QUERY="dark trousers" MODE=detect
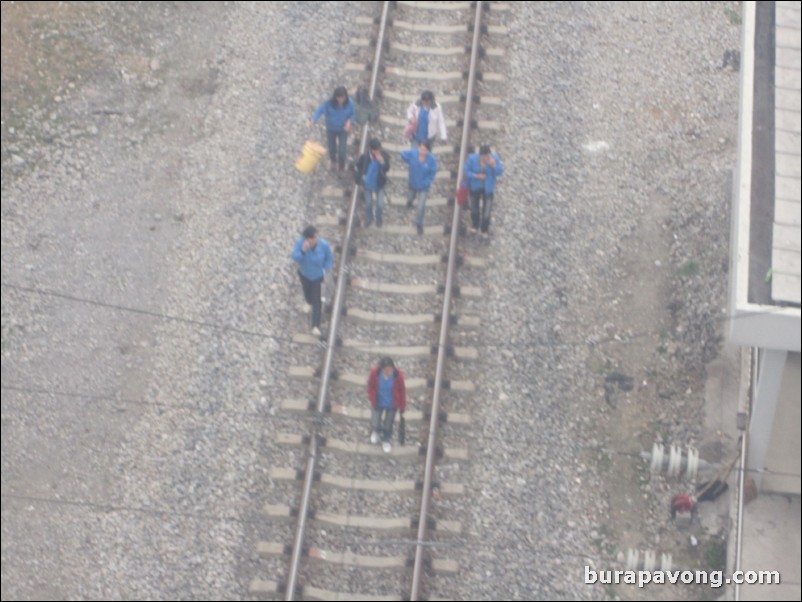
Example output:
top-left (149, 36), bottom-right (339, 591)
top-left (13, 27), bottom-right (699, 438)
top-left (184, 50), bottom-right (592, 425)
top-left (326, 129), bottom-right (348, 169)
top-left (298, 272), bottom-right (323, 328)
top-left (371, 407), bottom-right (397, 443)
top-left (470, 190), bottom-right (494, 233)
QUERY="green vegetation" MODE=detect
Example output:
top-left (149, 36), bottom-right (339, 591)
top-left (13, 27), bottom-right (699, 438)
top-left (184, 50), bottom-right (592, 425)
top-left (657, 330), bottom-right (669, 355)
top-left (678, 260), bottom-right (700, 277)
top-left (591, 523), bottom-right (617, 558)
top-left (650, 419), bottom-right (670, 440)
top-left (704, 538), bottom-right (727, 572)
top-left (724, 5), bottom-right (742, 26)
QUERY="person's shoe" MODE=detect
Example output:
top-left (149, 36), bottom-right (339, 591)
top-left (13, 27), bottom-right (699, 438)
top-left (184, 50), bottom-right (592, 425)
top-left (416, 224), bottom-right (424, 236)
top-left (375, 217), bottom-right (382, 228)
top-left (481, 231), bottom-right (489, 239)
top-left (406, 200), bottom-right (414, 208)
top-left (311, 326), bottom-right (322, 337)
top-left (330, 161), bottom-right (337, 172)
top-left (301, 303), bottom-right (312, 314)
top-left (364, 218), bottom-right (373, 228)
top-left (338, 167), bottom-right (346, 177)
top-left (468, 227), bottom-right (478, 234)
top-left (370, 431), bottom-right (380, 445)
top-left (382, 441), bottom-right (392, 453)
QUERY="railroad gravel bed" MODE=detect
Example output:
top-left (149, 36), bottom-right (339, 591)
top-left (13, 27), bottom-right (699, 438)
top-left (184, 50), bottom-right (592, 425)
top-left (348, 261), bottom-right (445, 284)
top-left (431, 2), bottom-right (741, 601)
top-left (1, 1), bottom-right (367, 599)
top-left (341, 286), bottom-right (445, 316)
top-left (352, 229), bottom-right (450, 253)
top-left (317, 451), bottom-right (422, 484)
top-left (303, 484), bottom-right (423, 517)
top-left (338, 320), bottom-right (438, 343)
top-left (386, 52), bottom-right (469, 74)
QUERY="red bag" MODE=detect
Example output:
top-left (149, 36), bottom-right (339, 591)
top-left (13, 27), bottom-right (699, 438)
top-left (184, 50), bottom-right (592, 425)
top-left (456, 180), bottom-right (469, 206)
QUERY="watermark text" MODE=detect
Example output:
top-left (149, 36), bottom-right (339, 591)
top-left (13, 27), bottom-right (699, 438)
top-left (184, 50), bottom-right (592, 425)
top-left (585, 566), bottom-right (781, 588)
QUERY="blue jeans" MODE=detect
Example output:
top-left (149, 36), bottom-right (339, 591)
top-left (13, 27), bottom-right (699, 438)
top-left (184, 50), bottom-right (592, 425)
top-left (470, 190), bottom-right (494, 233)
top-left (407, 188), bottom-right (430, 227)
top-left (371, 407), bottom-right (397, 443)
top-left (326, 129), bottom-right (348, 169)
top-left (364, 188), bottom-right (386, 224)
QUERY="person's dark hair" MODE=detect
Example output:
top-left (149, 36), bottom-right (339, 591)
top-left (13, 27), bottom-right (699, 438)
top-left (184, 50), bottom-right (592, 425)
top-left (302, 225), bottom-right (317, 239)
top-left (379, 357), bottom-right (395, 369)
top-left (420, 90), bottom-right (435, 104)
top-left (330, 86), bottom-right (349, 107)
top-left (418, 139), bottom-right (432, 152)
top-left (479, 144), bottom-right (491, 155)
top-left (369, 138), bottom-right (382, 151)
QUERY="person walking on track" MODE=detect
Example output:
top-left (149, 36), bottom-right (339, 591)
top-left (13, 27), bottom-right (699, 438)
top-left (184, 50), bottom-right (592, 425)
top-left (291, 225), bottom-right (333, 337)
top-left (465, 144), bottom-right (504, 237)
top-left (310, 86), bottom-right (355, 176)
top-left (355, 138), bottom-right (391, 228)
top-left (400, 139), bottom-right (438, 236)
top-left (405, 90), bottom-right (448, 147)
top-left (366, 357), bottom-right (407, 453)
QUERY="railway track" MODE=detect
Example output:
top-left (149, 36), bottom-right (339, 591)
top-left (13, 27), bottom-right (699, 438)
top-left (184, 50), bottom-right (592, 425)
top-left (251, 2), bottom-right (508, 599)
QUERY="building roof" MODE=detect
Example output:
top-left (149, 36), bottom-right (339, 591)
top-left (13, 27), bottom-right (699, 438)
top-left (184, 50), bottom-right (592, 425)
top-left (772, 3), bottom-right (801, 305)
top-left (728, 2), bottom-right (801, 352)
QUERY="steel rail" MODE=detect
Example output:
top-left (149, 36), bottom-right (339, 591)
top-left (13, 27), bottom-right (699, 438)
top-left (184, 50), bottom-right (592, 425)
top-left (409, 2), bottom-right (484, 600)
top-left (284, 3), bottom-right (391, 599)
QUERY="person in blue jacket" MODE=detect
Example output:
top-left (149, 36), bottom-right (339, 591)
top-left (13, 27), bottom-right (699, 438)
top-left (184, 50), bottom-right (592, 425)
top-left (355, 138), bottom-right (391, 228)
top-left (405, 90), bottom-right (448, 147)
top-left (311, 86), bottom-right (355, 175)
top-left (400, 140), bottom-right (438, 236)
top-left (465, 144), bottom-right (504, 237)
top-left (291, 225), bottom-right (333, 336)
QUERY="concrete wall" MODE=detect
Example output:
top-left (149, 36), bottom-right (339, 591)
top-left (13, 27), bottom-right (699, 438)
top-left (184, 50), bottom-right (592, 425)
top-left (763, 351), bottom-right (801, 494)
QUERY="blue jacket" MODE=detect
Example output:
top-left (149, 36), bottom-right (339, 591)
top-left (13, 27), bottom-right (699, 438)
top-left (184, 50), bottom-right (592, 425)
top-left (465, 152), bottom-right (504, 193)
top-left (312, 99), bottom-right (356, 132)
top-left (400, 148), bottom-right (438, 191)
top-left (291, 237), bottom-right (333, 281)
top-left (364, 159), bottom-right (381, 191)
top-left (377, 371), bottom-right (394, 409)
top-left (355, 149), bottom-right (390, 190)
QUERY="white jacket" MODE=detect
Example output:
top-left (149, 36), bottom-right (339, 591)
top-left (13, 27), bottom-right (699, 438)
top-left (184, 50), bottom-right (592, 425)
top-left (406, 102), bottom-right (448, 142)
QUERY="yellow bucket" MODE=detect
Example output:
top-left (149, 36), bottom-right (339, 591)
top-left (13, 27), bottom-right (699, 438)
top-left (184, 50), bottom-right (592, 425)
top-left (295, 140), bottom-right (327, 174)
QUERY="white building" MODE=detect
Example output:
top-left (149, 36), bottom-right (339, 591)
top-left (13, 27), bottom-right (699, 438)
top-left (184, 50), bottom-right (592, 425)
top-left (728, 1), bottom-right (800, 495)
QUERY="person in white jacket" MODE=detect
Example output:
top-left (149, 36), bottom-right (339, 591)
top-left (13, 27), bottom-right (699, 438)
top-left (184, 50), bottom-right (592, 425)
top-left (406, 90), bottom-right (447, 146)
